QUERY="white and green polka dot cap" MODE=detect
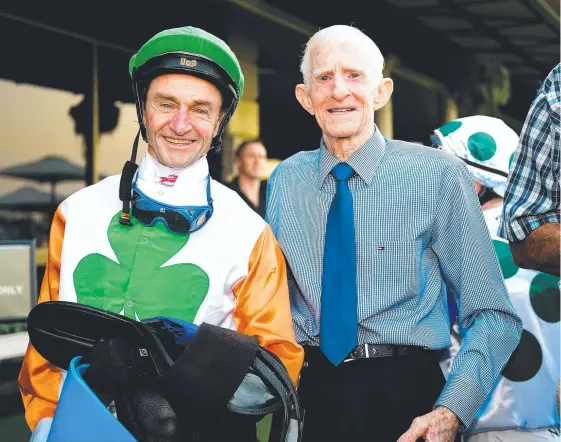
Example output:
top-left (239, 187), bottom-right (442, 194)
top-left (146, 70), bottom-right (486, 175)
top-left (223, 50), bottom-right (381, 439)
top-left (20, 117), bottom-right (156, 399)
top-left (432, 116), bottom-right (518, 197)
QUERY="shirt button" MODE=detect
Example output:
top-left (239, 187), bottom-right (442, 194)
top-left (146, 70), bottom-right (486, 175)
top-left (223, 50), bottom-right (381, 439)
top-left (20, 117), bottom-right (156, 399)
top-left (141, 237), bottom-right (148, 244)
top-left (158, 191), bottom-right (164, 196)
top-left (126, 300), bottom-right (133, 307)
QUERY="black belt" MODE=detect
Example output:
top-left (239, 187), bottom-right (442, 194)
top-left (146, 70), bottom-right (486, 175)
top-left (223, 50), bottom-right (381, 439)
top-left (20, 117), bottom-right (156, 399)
top-left (344, 344), bottom-right (429, 362)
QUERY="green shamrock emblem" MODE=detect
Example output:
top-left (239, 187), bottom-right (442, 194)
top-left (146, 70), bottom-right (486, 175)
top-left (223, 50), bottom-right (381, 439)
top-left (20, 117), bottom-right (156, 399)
top-left (73, 212), bottom-right (210, 322)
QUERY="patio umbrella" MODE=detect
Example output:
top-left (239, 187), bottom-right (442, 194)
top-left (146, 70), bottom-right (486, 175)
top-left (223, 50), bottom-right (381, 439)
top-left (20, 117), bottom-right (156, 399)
top-left (0, 187), bottom-right (65, 212)
top-left (0, 155), bottom-right (83, 203)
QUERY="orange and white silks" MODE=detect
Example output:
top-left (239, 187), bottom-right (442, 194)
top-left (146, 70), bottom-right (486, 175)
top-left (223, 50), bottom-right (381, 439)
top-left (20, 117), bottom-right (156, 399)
top-left (18, 154), bottom-right (303, 432)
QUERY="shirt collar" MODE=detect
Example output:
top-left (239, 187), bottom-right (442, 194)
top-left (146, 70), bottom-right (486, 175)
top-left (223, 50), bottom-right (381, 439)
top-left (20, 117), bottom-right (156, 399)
top-left (135, 152), bottom-right (209, 205)
top-left (137, 151), bottom-right (209, 187)
top-left (318, 126), bottom-right (386, 185)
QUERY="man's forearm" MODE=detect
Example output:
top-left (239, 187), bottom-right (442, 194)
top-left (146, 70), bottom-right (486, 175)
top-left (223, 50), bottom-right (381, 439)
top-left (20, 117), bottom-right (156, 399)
top-left (510, 222), bottom-right (560, 276)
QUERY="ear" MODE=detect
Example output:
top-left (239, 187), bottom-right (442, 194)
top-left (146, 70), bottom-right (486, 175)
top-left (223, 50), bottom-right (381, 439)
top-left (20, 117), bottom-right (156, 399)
top-left (141, 84), bottom-right (151, 126)
top-left (142, 109), bottom-right (148, 128)
top-left (373, 78), bottom-right (394, 111)
top-left (141, 100), bottom-right (148, 127)
top-left (295, 84), bottom-right (314, 116)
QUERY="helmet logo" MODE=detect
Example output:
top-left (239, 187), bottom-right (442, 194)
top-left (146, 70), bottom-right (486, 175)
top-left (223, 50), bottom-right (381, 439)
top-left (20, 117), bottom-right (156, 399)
top-left (180, 58), bottom-right (197, 68)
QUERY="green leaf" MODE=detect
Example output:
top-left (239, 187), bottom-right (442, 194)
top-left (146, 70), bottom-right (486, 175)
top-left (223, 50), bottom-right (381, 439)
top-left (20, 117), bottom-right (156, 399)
top-left (132, 263), bottom-right (210, 322)
top-left (74, 253), bottom-right (129, 314)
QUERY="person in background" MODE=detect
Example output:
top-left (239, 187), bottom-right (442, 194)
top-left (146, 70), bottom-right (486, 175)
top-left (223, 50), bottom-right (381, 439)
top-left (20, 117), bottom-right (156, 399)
top-left (228, 139), bottom-right (268, 217)
top-left (266, 24), bottom-right (522, 442)
top-left (498, 64), bottom-right (560, 277)
top-left (432, 115), bottom-right (560, 442)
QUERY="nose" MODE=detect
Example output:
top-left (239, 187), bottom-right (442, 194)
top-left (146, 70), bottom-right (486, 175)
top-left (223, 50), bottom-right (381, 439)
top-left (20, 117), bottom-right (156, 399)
top-left (332, 73), bottom-right (350, 101)
top-left (168, 106), bottom-right (192, 135)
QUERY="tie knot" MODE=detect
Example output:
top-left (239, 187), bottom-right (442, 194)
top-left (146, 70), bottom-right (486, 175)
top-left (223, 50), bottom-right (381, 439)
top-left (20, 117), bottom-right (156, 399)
top-left (332, 163), bottom-right (354, 181)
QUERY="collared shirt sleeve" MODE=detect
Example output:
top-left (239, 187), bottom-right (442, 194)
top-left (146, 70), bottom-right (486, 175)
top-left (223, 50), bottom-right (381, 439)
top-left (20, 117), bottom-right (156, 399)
top-left (232, 224), bottom-right (304, 385)
top-left (18, 206), bottom-right (65, 431)
top-left (498, 64), bottom-right (561, 242)
top-left (431, 161), bottom-right (523, 429)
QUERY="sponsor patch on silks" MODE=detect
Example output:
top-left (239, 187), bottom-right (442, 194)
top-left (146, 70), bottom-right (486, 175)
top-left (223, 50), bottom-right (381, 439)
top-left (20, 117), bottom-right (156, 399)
top-left (158, 174), bottom-right (178, 187)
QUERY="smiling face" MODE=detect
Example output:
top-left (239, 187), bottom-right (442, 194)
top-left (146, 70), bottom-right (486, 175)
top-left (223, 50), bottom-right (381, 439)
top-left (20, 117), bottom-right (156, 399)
top-left (143, 74), bottom-right (223, 169)
top-left (309, 41), bottom-right (377, 141)
top-left (296, 37), bottom-right (393, 152)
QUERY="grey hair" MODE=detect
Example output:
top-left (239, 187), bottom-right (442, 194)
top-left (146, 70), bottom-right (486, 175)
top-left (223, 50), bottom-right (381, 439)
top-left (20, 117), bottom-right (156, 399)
top-left (300, 25), bottom-right (385, 88)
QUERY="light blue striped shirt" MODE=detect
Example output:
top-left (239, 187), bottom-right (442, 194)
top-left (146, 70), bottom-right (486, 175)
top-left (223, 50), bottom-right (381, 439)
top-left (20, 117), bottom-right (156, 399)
top-left (266, 128), bottom-right (522, 429)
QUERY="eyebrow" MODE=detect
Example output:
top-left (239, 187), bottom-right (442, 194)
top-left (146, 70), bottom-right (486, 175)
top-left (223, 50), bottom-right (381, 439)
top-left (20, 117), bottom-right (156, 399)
top-left (152, 94), bottom-right (214, 109)
top-left (153, 93), bottom-right (179, 103)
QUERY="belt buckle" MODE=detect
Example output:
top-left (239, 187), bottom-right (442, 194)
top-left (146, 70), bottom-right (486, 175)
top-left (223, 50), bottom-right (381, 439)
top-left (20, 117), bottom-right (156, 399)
top-left (343, 344), bottom-right (368, 363)
top-left (365, 344), bottom-right (382, 357)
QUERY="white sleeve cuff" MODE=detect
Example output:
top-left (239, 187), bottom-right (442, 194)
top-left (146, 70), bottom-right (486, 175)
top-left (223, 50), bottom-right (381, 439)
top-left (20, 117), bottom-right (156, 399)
top-left (30, 417), bottom-right (53, 442)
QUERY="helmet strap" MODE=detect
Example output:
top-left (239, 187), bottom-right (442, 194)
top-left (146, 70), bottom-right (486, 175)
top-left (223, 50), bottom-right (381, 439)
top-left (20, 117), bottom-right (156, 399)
top-left (132, 78), bottom-right (148, 142)
top-left (210, 99), bottom-right (236, 151)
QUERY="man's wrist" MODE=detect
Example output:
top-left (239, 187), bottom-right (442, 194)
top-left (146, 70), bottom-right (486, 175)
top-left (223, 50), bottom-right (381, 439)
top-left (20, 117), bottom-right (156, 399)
top-left (434, 406), bottom-right (460, 428)
top-left (435, 406), bottom-right (459, 420)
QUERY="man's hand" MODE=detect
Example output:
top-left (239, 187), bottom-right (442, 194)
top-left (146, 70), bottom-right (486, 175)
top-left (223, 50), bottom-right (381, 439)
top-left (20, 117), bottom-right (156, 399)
top-left (397, 406), bottom-right (460, 442)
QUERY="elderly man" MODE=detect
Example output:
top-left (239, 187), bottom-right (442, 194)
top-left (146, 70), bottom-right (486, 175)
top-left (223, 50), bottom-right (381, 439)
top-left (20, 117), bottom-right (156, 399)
top-left (266, 25), bottom-right (522, 442)
top-left (498, 64), bottom-right (560, 277)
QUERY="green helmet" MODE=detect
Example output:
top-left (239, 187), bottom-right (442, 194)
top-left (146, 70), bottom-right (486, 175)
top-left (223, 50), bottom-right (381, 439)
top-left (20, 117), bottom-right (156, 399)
top-left (129, 26), bottom-right (244, 148)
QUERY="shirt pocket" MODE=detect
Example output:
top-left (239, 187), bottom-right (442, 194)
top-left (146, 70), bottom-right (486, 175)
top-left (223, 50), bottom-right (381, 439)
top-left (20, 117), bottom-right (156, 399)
top-left (363, 240), bottom-right (420, 309)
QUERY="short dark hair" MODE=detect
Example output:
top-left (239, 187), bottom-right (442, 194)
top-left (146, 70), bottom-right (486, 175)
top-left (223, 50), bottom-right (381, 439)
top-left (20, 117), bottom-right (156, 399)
top-left (235, 138), bottom-right (264, 157)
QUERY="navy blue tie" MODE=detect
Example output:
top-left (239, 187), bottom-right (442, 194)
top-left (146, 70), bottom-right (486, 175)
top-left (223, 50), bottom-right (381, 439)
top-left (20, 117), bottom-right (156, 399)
top-left (320, 162), bottom-right (357, 366)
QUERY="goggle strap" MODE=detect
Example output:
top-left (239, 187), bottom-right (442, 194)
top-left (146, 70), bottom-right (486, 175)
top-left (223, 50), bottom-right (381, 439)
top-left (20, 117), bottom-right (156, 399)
top-left (119, 129), bottom-right (142, 227)
top-left (205, 175), bottom-right (213, 205)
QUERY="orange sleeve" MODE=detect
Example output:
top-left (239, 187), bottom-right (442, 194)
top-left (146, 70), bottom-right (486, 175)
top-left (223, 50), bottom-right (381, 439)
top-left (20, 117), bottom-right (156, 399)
top-left (233, 225), bottom-right (304, 385)
top-left (18, 206), bottom-right (65, 431)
